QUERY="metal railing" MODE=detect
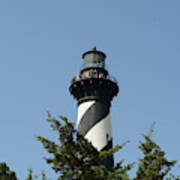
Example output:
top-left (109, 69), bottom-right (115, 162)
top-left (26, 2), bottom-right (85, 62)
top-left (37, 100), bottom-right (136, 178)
top-left (71, 73), bottom-right (118, 84)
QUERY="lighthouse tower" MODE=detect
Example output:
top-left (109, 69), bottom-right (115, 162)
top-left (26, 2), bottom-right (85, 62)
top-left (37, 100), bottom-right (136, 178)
top-left (69, 47), bottom-right (119, 168)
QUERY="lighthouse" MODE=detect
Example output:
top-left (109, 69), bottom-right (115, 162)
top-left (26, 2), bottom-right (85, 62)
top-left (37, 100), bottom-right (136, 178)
top-left (69, 47), bottom-right (119, 168)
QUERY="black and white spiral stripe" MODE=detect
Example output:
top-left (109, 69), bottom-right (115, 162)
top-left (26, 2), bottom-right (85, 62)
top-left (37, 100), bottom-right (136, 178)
top-left (77, 100), bottom-right (113, 168)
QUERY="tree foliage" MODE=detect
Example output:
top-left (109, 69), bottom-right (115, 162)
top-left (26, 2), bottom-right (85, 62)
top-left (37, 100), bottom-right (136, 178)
top-left (36, 113), bottom-right (179, 180)
top-left (37, 113), bottom-right (132, 180)
top-left (0, 113), bottom-right (179, 179)
top-left (0, 162), bottom-right (17, 180)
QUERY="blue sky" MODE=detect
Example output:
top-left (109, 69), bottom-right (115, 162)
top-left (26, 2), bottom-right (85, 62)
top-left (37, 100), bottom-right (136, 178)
top-left (0, 0), bottom-right (179, 179)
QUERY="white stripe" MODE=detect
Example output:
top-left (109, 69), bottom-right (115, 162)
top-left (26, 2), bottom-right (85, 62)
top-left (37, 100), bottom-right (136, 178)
top-left (77, 100), bottom-right (95, 126)
top-left (85, 113), bottom-right (112, 151)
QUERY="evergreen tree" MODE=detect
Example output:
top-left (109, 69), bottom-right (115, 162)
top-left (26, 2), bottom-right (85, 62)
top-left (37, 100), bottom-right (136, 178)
top-left (0, 113), bottom-right (179, 179)
top-left (0, 162), bottom-right (17, 180)
top-left (134, 124), bottom-right (178, 180)
top-left (37, 113), bottom-right (132, 180)
top-left (36, 113), bottom-right (179, 180)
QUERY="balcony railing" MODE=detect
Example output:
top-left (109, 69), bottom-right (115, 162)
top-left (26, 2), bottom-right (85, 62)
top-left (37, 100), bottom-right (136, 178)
top-left (71, 73), bottom-right (118, 84)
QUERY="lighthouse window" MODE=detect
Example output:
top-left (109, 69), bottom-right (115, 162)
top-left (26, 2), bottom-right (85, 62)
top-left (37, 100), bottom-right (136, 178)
top-left (106, 133), bottom-right (109, 142)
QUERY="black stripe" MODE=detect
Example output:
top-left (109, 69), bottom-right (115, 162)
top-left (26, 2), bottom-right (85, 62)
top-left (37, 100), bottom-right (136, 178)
top-left (78, 101), bottom-right (109, 136)
top-left (101, 139), bottom-right (114, 169)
